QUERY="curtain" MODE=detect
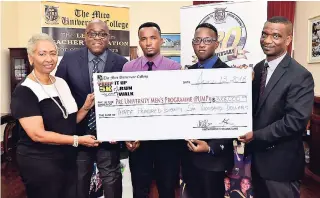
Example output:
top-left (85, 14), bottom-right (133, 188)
top-left (268, 1), bottom-right (296, 55)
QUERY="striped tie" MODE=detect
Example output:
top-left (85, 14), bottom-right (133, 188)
top-left (259, 63), bottom-right (269, 98)
top-left (88, 57), bottom-right (101, 132)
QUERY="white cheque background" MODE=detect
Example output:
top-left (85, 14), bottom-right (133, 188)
top-left (93, 68), bottom-right (252, 141)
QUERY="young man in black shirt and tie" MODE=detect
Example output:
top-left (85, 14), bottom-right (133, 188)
top-left (181, 23), bottom-right (234, 198)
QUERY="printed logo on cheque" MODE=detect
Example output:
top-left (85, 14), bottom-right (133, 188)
top-left (97, 75), bottom-right (113, 93)
top-left (199, 8), bottom-right (248, 63)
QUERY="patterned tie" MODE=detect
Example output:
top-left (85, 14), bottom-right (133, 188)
top-left (147, 61), bottom-right (154, 71)
top-left (88, 57), bottom-right (102, 132)
top-left (259, 62), bottom-right (269, 98)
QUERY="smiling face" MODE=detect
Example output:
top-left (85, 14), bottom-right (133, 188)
top-left (240, 178), bottom-right (251, 192)
top-left (28, 40), bottom-right (58, 74)
top-left (85, 21), bottom-right (109, 55)
top-left (192, 27), bottom-right (219, 63)
top-left (260, 22), bottom-right (292, 61)
top-left (224, 177), bottom-right (231, 191)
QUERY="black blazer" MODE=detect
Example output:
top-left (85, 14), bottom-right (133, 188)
top-left (247, 54), bottom-right (314, 181)
top-left (55, 47), bottom-right (128, 136)
top-left (184, 57), bottom-right (234, 171)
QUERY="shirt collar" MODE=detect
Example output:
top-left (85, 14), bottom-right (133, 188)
top-left (88, 49), bottom-right (108, 63)
top-left (197, 55), bottom-right (218, 69)
top-left (265, 52), bottom-right (287, 71)
top-left (142, 54), bottom-right (163, 68)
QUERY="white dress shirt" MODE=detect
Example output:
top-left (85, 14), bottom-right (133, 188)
top-left (265, 52), bottom-right (287, 85)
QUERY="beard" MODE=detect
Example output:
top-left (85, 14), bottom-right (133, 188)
top-left (145, 53), bottom-right (155, 57)
top-left (145, 50), bottom-right (160, 58)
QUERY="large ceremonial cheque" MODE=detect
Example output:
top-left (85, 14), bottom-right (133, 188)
top-left (93, 69), bottom-right (252, 141)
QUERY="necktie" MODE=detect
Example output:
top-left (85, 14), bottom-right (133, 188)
top-left (88, 57), bottom-right (102, 132)
top-left (147, 61), bottom-right (154, 71)
top-left (259, 63), bottom-right (269, 98)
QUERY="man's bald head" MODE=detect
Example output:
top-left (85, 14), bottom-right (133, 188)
top-left (86, 19), bottom-right (109, 32)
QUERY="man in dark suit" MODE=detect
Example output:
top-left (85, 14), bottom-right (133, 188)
top-left (182, 23), bottom-right (234, 198)
top-left (56, 19), bottom-right (128, 198)
top-left (239, 16), bottom-right (314, 198)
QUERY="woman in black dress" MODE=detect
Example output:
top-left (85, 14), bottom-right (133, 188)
top-left (10, 33), bottom-right (100, 198)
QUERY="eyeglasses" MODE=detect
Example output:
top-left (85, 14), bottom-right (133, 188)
top-left (87, 32), bottom-right (109, 39)
top-left (192, 37), bottom-right (217, 45)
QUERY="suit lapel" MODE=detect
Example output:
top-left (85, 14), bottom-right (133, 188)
top-left (252, 62), bottom-right (264, 115)
top-left (104, 49), bottom-right (116, 73)
top-left (212, 58), bottom-right (222, 68)
top-left (255, 54), bottom-right (291, 115)
top-left (79, 48), bottom-right (91, 93)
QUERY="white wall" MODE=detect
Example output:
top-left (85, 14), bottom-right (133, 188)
top-left (294, 1), bottom-right (320, 95)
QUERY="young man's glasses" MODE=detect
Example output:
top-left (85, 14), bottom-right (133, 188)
top-left (87, 32), bottom-right (109, 39)
top-left (192, 37), bottom-right (217, 45)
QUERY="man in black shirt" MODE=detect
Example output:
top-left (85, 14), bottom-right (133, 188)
top-left (182, 23), bottom-right (234, 198)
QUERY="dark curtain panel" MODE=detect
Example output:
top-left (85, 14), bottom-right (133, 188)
top-left (268, 1), bottom-right (296, 55)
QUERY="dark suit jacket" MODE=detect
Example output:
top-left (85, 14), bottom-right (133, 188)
top-left (248, 54), bottom-right (314, 181)
top-left (55, 48), bottom-right (128, 136)
top-left (185, 58), bottom-right (234, 171)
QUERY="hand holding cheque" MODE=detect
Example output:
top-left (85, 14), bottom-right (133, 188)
top-left (93, 68), bottom-right (253, 141)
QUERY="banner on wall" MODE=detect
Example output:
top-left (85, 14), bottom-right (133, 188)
top-left (40, 2), bottom-right (131, 198)
top-left (40, 1), bottom-right (129, 57)
top-left (180, 1), bottom-right (267, 68)
top-left (180, 1), bottom-right (267, 198)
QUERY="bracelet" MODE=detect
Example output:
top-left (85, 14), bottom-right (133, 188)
top-left (73, 135), bottom-right (79, 147)
top-left (82, 106), bottom-right (90, 111)
top-left (208, 146), bottom-right (211, 153)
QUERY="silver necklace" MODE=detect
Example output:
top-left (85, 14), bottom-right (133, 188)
top-left (32, 71), bottom-right (69, 119)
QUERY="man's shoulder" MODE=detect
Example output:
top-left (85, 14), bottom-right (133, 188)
top-left (162, 56), bottom-right (179, 63)
top-left (253, 59), bottom-right (265, 72)
top-left (109, 50), bottom-right (128, 62)
top-left (124, 56), bottom-right (142, 65)
top-left (63, 47), bottom-right (85, 58)
top-left (287, 58), bottom-right (312, 78)
top-left (217, 58), bottom-right (230, 68)
top-left (161, 56), bottom-right (181, 69)
top-left (162, 56), bottom-right (175, 62)
top-left (254, 59), bottom-right (265, 67)
top-left (289, 58), bottom-right (308, 71)
top-left (187, 63), bottom-right (198, 69)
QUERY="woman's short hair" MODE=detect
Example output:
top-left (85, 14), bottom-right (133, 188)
top-left (27, 33), bottom-right (57, 55)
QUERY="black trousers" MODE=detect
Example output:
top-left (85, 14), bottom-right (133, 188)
top-left (182, 162), bottom-right (225, 198)
top-left (76, 142), bottom-right (122, 198)
top-left (252, 166), bottom-right (301, 198)
top-left (17, 152), bottom-right (77, 198)
top-left (129, 140), bottom-right (181, 198)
